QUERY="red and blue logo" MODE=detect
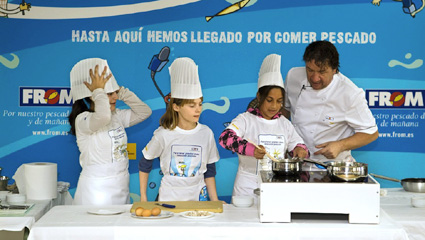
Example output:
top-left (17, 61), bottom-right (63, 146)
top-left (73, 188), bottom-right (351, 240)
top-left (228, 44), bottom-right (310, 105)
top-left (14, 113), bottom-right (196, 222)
top-left (20, 87), bottom-right (73, 107)
top-left (366, 90), bottom-right (424, 109)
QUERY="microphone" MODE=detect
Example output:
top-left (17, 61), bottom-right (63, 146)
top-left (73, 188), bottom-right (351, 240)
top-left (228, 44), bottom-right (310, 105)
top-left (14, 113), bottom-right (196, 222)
top-left (147, 46), bottom-right (171, 102)
top-left (148, 46), bottom-right (170, 75)
top-left (298, 84), bottom-right (310, 98)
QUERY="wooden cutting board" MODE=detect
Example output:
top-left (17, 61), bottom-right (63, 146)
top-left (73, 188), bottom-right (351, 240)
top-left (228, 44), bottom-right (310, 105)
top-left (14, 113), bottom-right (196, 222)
top-left (130, 201), bottom-right (223, 213)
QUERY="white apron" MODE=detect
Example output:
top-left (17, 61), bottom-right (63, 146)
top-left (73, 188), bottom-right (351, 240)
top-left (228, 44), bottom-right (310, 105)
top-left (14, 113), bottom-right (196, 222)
top-left (158, 174), bottom-right (206, 201)
top-left (73, 160), bottom-right (130, 205)
top-left (233, 170), bottom-right (258, 200)
top-left (228, 113), bottom-right (296, 200)
top-left (233, 135), bottom-right (285, 199)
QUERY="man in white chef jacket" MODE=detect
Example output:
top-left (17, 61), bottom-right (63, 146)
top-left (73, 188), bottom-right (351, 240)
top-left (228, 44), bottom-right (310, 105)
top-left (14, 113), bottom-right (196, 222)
top-left (283, 40), bottom-right (378, 166)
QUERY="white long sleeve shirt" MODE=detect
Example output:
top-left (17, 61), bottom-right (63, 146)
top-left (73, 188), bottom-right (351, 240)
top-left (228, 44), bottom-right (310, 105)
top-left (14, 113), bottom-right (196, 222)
top-left (75, 87), bottom-right (152, 167)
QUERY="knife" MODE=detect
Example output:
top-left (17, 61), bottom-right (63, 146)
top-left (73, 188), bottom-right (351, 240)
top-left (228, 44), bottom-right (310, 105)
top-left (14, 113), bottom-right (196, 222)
top-left (154, 203), bottom-right (176, 208)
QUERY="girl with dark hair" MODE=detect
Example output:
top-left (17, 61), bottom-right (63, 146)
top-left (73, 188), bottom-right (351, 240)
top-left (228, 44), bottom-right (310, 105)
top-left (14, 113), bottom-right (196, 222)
top-left (69, 58), bottom-right (152, 205)
top-left (219, 54), bottom-right (308, 200)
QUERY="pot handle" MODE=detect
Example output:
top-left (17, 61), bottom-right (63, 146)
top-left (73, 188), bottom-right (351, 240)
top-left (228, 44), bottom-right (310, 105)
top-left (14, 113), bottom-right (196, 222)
top-left (253, 188), bottom-right (261, 196)
top-left (370, 173), bottom-right (401, 182)
top-left (301, 158), bottom-right (328, 168)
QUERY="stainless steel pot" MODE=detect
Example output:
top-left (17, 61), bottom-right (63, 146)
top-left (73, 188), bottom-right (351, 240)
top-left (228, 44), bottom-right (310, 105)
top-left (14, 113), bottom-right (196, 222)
top-left (272, 158), bottom-right (302, 176)
top-left (303, 159), bottom-right (368, 182)
top-left (370, 173), bottom-right (425, 193)
top-left (0, 176), bottom-right (9, 191)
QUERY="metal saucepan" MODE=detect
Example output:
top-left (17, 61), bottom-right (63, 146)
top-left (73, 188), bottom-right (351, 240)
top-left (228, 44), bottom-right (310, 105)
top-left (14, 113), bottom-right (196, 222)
top-left (272, 158), bottom-right (302, 176)
top-left (370, 173), bottom-right (425, 193)
top-left (302, 158), bottom-right (368, 182)
top-left (271, 158), bottom-right (368, 182)
top-left (0, 176), bottom-right (9, 191)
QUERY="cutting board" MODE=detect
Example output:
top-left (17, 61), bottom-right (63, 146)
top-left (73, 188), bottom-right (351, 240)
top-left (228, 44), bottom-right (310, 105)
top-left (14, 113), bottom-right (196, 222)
top-left (131, 201), bottom-right (223, 213)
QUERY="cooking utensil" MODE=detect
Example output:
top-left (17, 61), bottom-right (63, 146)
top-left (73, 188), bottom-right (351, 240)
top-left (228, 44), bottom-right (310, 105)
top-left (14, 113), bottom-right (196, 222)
top-left (370, 173), bottom-right (425, 193)
top-left (272, 158), bottom-right (302, 175)
top-left (302, 158), bottom-right (368, 182)
top-left (154, 203), bottom-right (176, 208)
top-left (0, 176), bottom-right (9, 191)
top-left (245, 139), bottom-right (280, 162)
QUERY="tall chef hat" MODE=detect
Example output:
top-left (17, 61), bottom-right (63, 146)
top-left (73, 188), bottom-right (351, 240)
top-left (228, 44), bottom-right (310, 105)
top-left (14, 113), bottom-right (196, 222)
top-left (257, 54), bottom-right (284, 89)
top-left (70, 58), bottom-right (120, 101)
top-left (169, 57), bottom-right (202, 99)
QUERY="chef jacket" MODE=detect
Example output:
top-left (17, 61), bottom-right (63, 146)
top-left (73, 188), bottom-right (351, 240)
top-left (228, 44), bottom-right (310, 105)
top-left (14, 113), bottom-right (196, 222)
top-left (284, 67), bottom-right (378, 162)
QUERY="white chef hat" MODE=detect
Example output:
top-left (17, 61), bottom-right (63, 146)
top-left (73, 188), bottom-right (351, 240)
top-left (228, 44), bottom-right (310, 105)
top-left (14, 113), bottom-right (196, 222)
top-left (70, 58), bottom-right (120, 101)
top-left (169, 57), bottom-right (202, 99)
top-left (257, 54), bottom-right (284, 89)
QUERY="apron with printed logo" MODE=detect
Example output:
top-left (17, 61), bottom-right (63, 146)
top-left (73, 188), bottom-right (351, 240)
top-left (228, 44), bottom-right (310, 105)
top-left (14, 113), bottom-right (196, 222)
top-left (74, 126), bottom-right (130, 205)
top-left (233, 127), bottom-right (286, 199)
top-left (158, 144), bottom-right (206, 201)
top-left (258, 134), bottom-right (286, 170)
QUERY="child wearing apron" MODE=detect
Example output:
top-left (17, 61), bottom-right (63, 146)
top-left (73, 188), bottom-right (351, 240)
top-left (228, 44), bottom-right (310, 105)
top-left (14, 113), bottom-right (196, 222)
top-left (69, 58), bottom-right (152, 205)
top-left (139, 57), bottom-right (220, 202)
top-left (218, 54), bottom-right (309, 201)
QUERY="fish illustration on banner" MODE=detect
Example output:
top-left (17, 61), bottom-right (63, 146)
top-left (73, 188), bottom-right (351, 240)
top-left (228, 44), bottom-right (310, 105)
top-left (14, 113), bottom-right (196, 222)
top-left (206, 0), bottom-right (252, 22)
top-left (0, 0), bottom-right (31, 17)
top-left (371, 0), bottom-right (424, 17)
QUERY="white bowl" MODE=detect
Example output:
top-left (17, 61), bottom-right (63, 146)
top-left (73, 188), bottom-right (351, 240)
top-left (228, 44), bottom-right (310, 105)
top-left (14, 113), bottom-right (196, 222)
top-left (0, 191), bottom-right (9, 202)
top-left (6, 194), bottom-right (26, 205)
top-left (411, 196), bottom-right (425, 208)
top-left (232, 196), bottom-right (254, 208)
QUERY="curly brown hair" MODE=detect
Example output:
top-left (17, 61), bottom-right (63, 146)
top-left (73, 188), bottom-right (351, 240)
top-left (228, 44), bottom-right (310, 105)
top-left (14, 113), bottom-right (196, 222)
top-left (303, 40), bottom-right (340, 73)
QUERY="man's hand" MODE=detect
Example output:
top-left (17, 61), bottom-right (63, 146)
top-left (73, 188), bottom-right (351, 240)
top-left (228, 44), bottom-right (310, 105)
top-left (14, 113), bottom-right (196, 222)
top-left (314, 141), bottom-right (344, 159)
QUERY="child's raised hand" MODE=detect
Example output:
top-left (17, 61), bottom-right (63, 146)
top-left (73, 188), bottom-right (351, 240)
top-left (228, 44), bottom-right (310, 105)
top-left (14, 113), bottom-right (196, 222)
top-left (84, 65), bottom-right (112, 92)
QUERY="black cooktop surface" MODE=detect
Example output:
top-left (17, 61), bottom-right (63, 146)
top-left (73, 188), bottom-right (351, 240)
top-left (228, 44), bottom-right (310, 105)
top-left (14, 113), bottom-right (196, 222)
top-left (260, 170), bottom-right (374, 184)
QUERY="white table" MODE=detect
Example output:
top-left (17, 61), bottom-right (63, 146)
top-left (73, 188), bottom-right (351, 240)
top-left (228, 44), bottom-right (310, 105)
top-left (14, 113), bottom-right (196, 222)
top-left (380, 188), bottom-right (425, 240)
top-left (0, 200), bottom-right (53, 240)
top-left (0, 190), bottom-right (72, 240)
top-left (27, 203), bottom-right (409, 240)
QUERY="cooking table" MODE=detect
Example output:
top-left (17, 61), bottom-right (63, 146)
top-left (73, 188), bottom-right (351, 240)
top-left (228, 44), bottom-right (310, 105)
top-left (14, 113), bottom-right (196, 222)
top-left (380, 188), bottom-right (425, 240)
top-left (0, 200), bottom-right (53, 240)
top-left (27, 203), bottom-right (409, 240)
top-left (0, 188), bottom-right (72, 240)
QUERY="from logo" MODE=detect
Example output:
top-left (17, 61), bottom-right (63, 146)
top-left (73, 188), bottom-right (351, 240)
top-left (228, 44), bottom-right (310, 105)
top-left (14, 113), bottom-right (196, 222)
top-left (20, 87), bottom-right (73, 106)
top-left (44, 89), bottom-right (60, 104)
top-left (389, 92), bottom-right (404, 107)
top-left (366, 89), bottom-right (424, 109)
